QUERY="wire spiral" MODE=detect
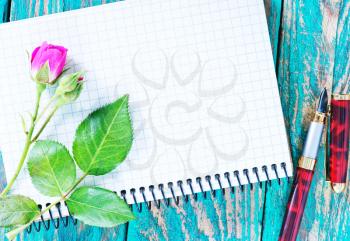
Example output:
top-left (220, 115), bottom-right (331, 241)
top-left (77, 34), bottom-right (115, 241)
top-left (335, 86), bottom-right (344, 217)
top-left (26, 162), bottom-right (289, 233)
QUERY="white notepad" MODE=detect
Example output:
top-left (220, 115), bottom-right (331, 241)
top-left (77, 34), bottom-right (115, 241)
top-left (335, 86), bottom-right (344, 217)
top-left (0, 0), bottom-right (292, 219)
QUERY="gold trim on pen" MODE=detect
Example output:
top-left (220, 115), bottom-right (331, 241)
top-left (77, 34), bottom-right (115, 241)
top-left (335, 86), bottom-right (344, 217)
top-left (331, 183), bottom-right (346, 193)
top-left (332, 94), bottom-right (350, 101)
top-left (298, 156), bottom-right (316, 171)
top-left (313, 111), bottom-right (326, 123)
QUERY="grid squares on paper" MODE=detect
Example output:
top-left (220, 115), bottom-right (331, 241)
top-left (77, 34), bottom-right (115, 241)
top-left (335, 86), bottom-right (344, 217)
top-left (0, 0), bottom-right (291, 217)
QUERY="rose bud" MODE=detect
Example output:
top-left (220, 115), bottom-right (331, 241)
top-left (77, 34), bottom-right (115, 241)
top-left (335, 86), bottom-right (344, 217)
top-left (31, 42), bottom-right (68, 85)
top-left (55, 72), bottom-right (84, 105)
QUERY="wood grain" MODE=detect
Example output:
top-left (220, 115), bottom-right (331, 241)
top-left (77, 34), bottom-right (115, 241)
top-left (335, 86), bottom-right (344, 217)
top-left (0, 0), bottom-right (9, 22)
top-left (0, 0), bottom-right (349, 240)
top-left (333, 0), bottom-right (350, 93)
top-left (271, 1), bottom-right (350, 240)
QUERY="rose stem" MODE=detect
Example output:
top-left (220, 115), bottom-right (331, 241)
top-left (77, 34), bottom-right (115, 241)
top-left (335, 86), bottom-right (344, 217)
top-left (31, 104), bottom-right (60, 143)
top-left (35, 95), bottom-right (58, 124)
top-left (0, 85), bottom-right (44, 198)
top-left (6, 173), bottom-right (88, 239)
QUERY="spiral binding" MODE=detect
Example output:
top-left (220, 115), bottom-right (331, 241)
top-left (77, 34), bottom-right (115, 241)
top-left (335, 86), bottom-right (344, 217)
top-left (26, 202), bottom-right (77, 233)
top-left (26, 162), bottom-right (289, 233)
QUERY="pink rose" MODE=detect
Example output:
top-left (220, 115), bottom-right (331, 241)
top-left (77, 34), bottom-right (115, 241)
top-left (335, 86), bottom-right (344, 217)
top-left (31, 42), bottom-right (68, 84)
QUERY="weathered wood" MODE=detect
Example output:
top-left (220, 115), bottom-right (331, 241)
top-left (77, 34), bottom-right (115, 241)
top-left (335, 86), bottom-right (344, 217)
top-left (9, 0), bottom-right (121, 20)
top-left (333, 0), bottom-right (350, 93)
top-left (1, 0), bottom-right (349, 240)
top-left (264, 1), bottom-right (350, 241)
top-left (0, 0), bottom-right (9, 22)
top-left (264, 0), bottom-right (283, 65)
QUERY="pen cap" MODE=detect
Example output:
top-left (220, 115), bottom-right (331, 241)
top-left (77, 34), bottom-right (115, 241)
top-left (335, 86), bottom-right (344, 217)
top-left (329, 94), bottom-right (350, 184)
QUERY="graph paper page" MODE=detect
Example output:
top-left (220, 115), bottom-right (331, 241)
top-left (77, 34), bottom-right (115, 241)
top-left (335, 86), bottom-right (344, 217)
top-left (0, 0), bottom-right (292, 217)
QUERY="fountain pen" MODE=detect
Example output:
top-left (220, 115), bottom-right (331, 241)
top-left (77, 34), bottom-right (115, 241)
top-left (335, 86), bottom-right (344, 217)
top-left (279, 88), bottom-right (328, 241)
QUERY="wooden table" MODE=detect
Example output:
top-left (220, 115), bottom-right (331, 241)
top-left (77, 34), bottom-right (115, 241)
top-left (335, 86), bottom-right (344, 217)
top-left (0, 0), bottom-right (349, 240)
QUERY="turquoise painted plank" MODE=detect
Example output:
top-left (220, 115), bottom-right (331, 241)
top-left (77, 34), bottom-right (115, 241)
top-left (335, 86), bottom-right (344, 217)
top-left (260, 0), bottom-right (292, 239)
top-left (333, 0), bottom-right (350, 93)
top-left (287, 1), bottom-right (346, 240)
top-left (9, 0), bottom-right (121, 21)
top-left (0, 0), bottom-right (9, 23)
top-left (263, 0), bottom-right (283, 65)
top-left (127, 186), bottom-right (264, 241)
top-left (9, 0), bottom-right (65, 20)
top-left (263, 0), bottom-right (350, 241)
top-left (311, 1), bottom-right (350, 240)
top-left (62, 0), bottom-right (117, 11)
top-left (261, 0), bottom-right (299, 239)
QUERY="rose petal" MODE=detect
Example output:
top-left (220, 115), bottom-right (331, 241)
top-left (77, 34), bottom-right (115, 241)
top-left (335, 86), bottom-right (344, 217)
top-left (31, 46), bottom-right (40, 63)
top-left (51, 45), bottom-right (68, 54)
top-left (31, 42), bottom-right (49, 71)
top-left (49, 49), bottom-right (67, 81)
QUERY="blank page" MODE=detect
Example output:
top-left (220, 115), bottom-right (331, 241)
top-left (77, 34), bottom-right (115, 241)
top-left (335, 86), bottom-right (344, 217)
top-left (0, 0), bottom-right (291, 219)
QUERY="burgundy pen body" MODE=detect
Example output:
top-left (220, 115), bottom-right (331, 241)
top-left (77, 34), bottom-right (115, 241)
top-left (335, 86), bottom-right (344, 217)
top-left (279, 167), bottom-right (314, 241)
top-left (279, 88), bottom-right (328, 241)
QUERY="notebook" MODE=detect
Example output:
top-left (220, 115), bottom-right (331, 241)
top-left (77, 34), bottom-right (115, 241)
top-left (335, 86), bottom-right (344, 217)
top-left (0, 0), bottom-right (292, 222)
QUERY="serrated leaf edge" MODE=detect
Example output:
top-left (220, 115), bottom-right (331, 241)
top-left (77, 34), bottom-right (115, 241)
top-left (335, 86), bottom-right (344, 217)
top-left (72, 94), bottom-right (133, 174)
top-left (0, 195), bottom-right (40, 227)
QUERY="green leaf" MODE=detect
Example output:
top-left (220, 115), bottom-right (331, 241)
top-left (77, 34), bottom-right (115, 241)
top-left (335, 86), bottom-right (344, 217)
top-left (0, 195), bottom-right (40, 227)
top-left (27, 140), bottom-right (76, 197)
top-left (66, 186), bottom-right (134, 227)
top-left (73, 95), bottom-right (133, 175)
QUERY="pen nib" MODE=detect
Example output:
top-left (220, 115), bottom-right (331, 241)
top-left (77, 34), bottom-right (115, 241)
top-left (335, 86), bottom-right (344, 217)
top-left (317, 88), bottom-right (328, 114)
